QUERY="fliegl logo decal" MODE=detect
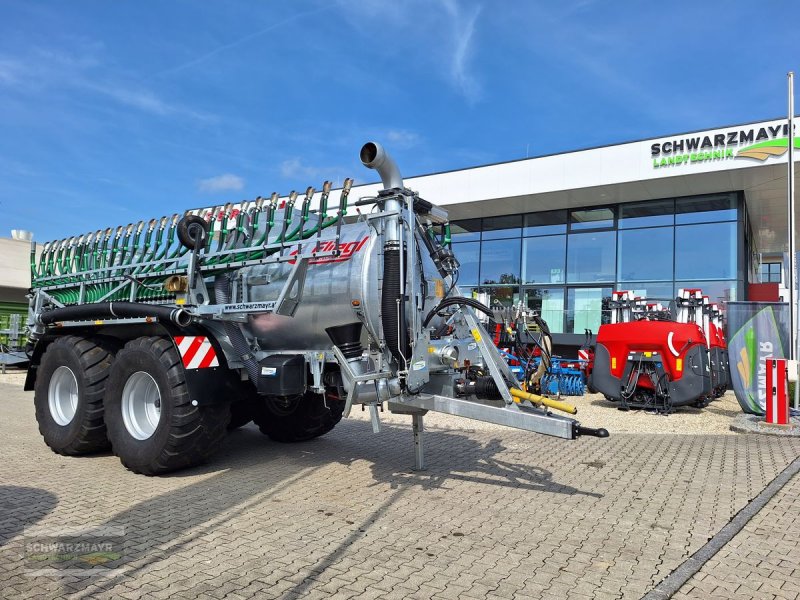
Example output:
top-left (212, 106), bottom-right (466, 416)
top-left (288, 236), bottom-right (368, 265)
top-left (650, 122), bottom-right (800, 168)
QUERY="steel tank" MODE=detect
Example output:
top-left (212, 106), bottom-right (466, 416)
top-left (237, 221), bottom-right (442, 352)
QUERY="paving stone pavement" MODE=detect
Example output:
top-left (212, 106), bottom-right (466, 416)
top-left (673, 467), bottom-right (800, 600)
top-left (1, 382), bottom-right (799, 600)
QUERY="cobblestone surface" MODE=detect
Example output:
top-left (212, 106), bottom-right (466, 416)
top-left (1, 382), bottom-right (799, 599)
top-left (673, 470), bottom-right (800, 600)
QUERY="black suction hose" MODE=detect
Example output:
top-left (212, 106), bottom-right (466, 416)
top-left (214, 275), bottom-right (261, 385)
top-left (382, 245), bottom-right (409, 366)
top-left (422, 296), bottom-right (495, 328)
top-left (38, 302), bottom-right (191, 327)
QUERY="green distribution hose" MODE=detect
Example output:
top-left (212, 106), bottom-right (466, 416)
top-left (33, 180), bottom-right (354, 305)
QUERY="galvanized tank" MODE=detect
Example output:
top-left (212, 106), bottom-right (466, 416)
top-left (238, 221), bottom-right (442, 352)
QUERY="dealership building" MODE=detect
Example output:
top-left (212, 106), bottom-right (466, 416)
top-left (348, 116), bottom-right (796, 347)
top-left (1, 117), bottom-right (796, 349)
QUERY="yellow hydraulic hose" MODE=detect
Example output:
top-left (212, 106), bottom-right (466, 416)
top-left (509, 387), bottom-right (577, 415)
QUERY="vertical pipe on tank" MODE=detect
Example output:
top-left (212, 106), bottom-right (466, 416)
top-left (360, 142), bottom-right (410, 367)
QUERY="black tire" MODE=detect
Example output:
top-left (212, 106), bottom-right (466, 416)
top-left (176, 215), bottom-right (209, 250)
top-left (252, 390), bottom-right (344, 443)
top-left (586, 374), bottom-right (597, 394)
top-left (33, 335), bottom-right (114, 455)
top-left (104, 336), bottom-right (229, 475)
top-left (227, 399), bottom-right (253, 430)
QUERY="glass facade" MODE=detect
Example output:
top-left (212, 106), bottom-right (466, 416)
top-left (452, 192), bottom-right (742, 334)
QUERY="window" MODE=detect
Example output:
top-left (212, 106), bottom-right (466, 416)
top-left (452, 242), bottom-right (480, 286)
top-left (480, 239), bottom-right (521, 285)
top-left (567, 287), bottom-right (612, 334)
top-left (621, 283), bottom-right (674, 304)
top-left (675, 222), bottom-right (737, 280)
top-left (522, 235), bottom-right (566, 284)
top-left (675, 280), bottom-right (737, 304)
top-left (676, 193), bottom-right (737, 224)
top-left (525, 288), bottom-right (564, 333)
top-left (619, 199), bottom-right (674, 228)
top-left (570, 207), bottom-right (615, 231)
top-left (524, 210), bottom-right (567, 236)
top-left (760, 263), bottom-right (782, 283)
top-left (567, 231), bottom-right (616, 283)
top-left (450, 219), bottom-right (481, 241)
top-left (448, 190), bottom-right (740, 335)
top-left (480, 286), bottom-right (520, 308)
top-left (617, 228), bottom-right (673, 282)
top-left (481, 214), bottom-right (521, 240)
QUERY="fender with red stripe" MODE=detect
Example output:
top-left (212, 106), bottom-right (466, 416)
top-left (25, 321), bottom-right (241, 406)
top-left (165, 324), bottom-right (239, 406)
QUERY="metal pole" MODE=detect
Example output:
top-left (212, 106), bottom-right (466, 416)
top-left (412, 413), bottom-right (426, 471)
top-left (788, 71), bottom-right (799, 409)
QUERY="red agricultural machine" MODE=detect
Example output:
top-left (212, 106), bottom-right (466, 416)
top-left (589, 289), bottom-right (729, 413)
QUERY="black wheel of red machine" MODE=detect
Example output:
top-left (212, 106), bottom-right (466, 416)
top-left (34, 335), bottom-right (115, 455)
top-left (103, 336), bottom-right (229, 475)
top-left (252, 390), bottom-right (344, 443)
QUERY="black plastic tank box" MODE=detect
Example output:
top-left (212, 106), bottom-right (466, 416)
top-left (257, 354), bottom-right (305, 396)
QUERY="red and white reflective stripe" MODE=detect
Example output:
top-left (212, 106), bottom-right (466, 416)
top-left (766, 357), bottom-right (789, 425)
top-left (578, 349), bottom-right (589, 361)
top-left (174, 336), bottom-right (219, 369)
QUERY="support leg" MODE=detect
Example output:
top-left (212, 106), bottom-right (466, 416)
top-left (412, 413), bottom-right (426, 471)
top-left (368, 403), bottom-right (381, 433)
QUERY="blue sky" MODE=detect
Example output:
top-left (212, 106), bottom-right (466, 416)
top-left (0, 1), bottom-right (797, 242)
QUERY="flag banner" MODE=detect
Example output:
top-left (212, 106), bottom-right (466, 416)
top-left (727, 302), bottom-right (790, 414)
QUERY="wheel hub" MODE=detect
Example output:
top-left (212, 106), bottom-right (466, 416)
top-left (48, 366), bottom-right (78, 426)
top-left (121, 371), bottom-right (162, 440)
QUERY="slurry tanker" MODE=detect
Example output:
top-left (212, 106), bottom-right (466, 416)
top-left (25, 143), bottom-right (608, 475)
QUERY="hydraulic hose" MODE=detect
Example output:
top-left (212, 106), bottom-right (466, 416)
top-left (509, 387), bottom-right (577, 415)
top-left (37, 301), bottom-right (192, 327)
top-left (214, 274), bottom-right (261, 386)
top-left (422, 296), bottom-right (495, 328)
top-left (382, 245), bottom-right (409, 367)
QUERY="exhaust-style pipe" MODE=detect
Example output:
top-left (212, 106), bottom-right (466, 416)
top-left (359, 142), bottom-right (410, 369)
top-left (360, 142), bottom-right (403, 191)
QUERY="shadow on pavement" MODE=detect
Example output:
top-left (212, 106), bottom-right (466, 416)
top-left (60, 417), bottom-right (599, 598)
top-left (0, 485), bottom-right (58, 548)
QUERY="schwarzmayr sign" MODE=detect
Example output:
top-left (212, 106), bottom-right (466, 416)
top-left (651, 122), bottom-right (800, 168)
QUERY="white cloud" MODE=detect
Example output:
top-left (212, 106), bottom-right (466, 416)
top-left (0, 58), bottom-right (22, 84)
top-left (335, 0), bottom-right (484, 103)
top-left (280, 158), bottom-right (343, 181)
top-left (386, 129), bottom-right (421, 149)
top-left (440, 0), bottom-right (482, 103)
top-left (0, 47), bottom-right (213, 120)
top-left (197, 173), bottom-right (245, 193)
top-left (91, 85), bottom-right (172, 116)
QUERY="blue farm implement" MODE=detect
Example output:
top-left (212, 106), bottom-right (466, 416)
top-left (540, 358), bottom-right (587, 396)
top-left (489, 308), bottom-right (587, 397)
